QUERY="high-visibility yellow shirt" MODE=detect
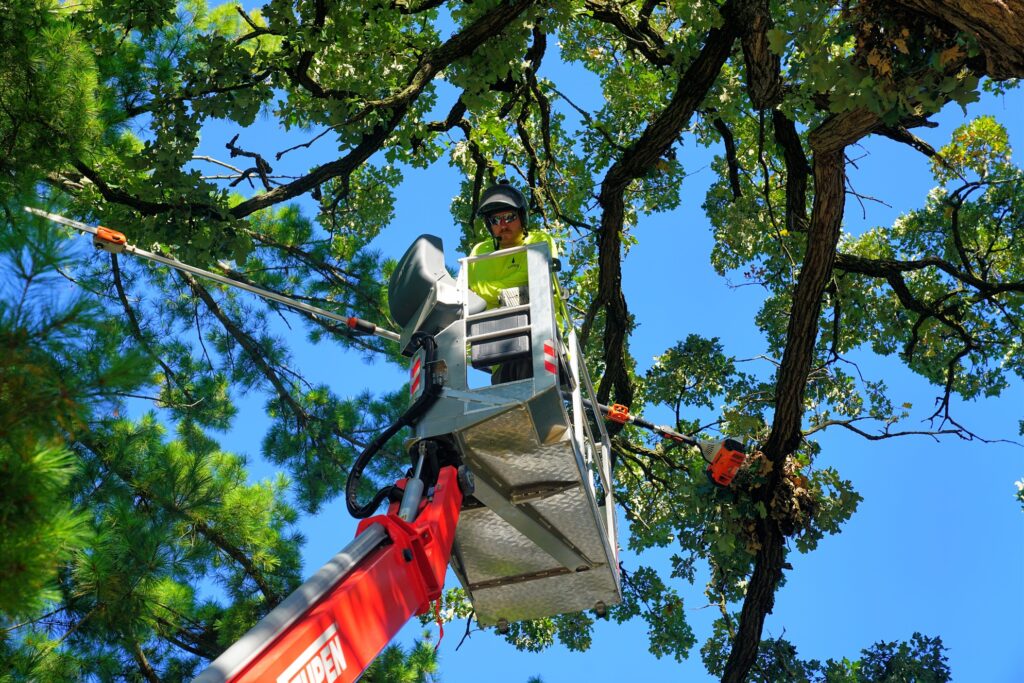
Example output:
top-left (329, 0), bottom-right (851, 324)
top-left (466, 230), bottom-right (558, 309)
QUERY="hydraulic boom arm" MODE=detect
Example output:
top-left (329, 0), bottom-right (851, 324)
top-left (192, 466), bottom-right (463, 683)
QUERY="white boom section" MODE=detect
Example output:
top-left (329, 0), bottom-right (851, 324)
top-left (24, 207), bottom-right (400, 342)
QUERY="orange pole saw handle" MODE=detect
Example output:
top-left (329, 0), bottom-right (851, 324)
top-left (93, 226), bottom-right (128, 253)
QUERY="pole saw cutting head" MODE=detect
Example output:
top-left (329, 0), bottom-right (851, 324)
top-left (697, 438), bottom-right (747, 486)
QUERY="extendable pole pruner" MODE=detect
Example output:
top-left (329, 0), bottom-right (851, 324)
top-left (24, 207), bottom-right (400, 343)
top-left (581, 397), bottom-right (747, 487)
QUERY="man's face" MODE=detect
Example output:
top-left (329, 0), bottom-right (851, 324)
top-left (486, 210), bottom-right (523, 248)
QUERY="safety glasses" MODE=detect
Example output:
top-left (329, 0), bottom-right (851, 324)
top-left (486, 211), bottom-right (519, 227)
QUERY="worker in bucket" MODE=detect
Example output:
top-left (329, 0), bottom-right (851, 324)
top-left (467, 182), bottom-right (558, 384)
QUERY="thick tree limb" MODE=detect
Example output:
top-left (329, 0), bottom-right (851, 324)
top-left (131, 641), bottom-right (160, 683)
top-left (712, 117), bottom-right (743, 199)
top-left (739, 0), bottom-right (782, 108)
top-left (722, 108), bottom-right (879, 683)
top-left (72, 160), bottom-right (224, 219)
top-left (392, 0), bottom-right (447, 14)
top-left (587, 2), bottom-right (740, 408)
top-left (772, 109), bottom-right (810, 232)
top-left (891, 0), bottom-right (1024, 79)
top-left (873, 123), bottom-right (941, 159)
top-left (835, 252), bottom-right (1024, 297)
top-left (584, 0), bottom-right (672, 67)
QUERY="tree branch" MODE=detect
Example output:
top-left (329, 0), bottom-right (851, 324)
top-left (110, 254), bottom-right (196, 403)
top-left (230, 0), bottom-right (538, 217)
top-left (78, 435), bottom-right (288, 606)
top-left (712, 116), bottom-right (743, 200)
top-left (890, 0), bottom-right (1024, 79)
top-left (176, 269), bottom-right (310, 431)
top-left (723, 107), bottom-right (880, 683)
top-left (588, 0), bottom-right (740, 410)
top-left (835, 252), bottom-right (1024, 297)
top-left (131, 640), bottom-right (160, 683)
top-left (738, 0), bottom-right (782, 108)
top-left (772, 109), bottom-right (810, 232)
top-left (584, 0), bottom-right (672, 67)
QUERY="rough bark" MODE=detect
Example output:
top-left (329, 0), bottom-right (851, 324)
top-left (722, 109), bottom-right (879, 682)
top-left (739, 0), bottom-right (783, 108)
top-left (892, 0), bottom-right (1024, 79)
top-left (772, 109), bottom-right (811, 233)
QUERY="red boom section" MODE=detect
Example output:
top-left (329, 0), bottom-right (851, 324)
top-left (218, 467), bottom-right (462, 683)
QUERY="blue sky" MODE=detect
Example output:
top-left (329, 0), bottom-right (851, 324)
top-left (190, 83), bottom-right (1024, 682)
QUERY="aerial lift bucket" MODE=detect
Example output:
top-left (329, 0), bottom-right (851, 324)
top-left (388, 235), bottom-right (621, 625)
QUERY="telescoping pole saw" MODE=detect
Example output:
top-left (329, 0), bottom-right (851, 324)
top-left (23, 207), bottom-right (400, 343)
top-left (579, 397), bottom-right (747, 486)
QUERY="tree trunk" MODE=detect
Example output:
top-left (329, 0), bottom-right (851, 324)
top-left (722, 107), bottom-right (879, 680)
top-left (892, 0), bottom-right (1024, 79)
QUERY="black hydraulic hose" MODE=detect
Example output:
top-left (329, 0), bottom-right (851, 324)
top-left (345, 333), bottom-right (442, 518)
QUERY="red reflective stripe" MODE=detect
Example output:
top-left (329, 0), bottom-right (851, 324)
top-left (410, 356), bottom-right (423, 395)
top-left (409, 354), bottom-right (424, 397)
top-left (543, 340), bottom-right (557, 374)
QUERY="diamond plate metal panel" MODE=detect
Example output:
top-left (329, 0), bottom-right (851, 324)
top-left (450, 398), bottom-right (620, 624)
top-left (530, 491), bottom-right (609, 563)
top-left (457, 507), bottom-right (562, 581)
top-left (460, 404), bottom-right (578, 487)
top-left (470, 568), bottom-right (620, 625)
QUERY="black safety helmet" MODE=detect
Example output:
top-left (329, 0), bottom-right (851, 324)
top-left (476, 183), bottom-right (529, 244)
